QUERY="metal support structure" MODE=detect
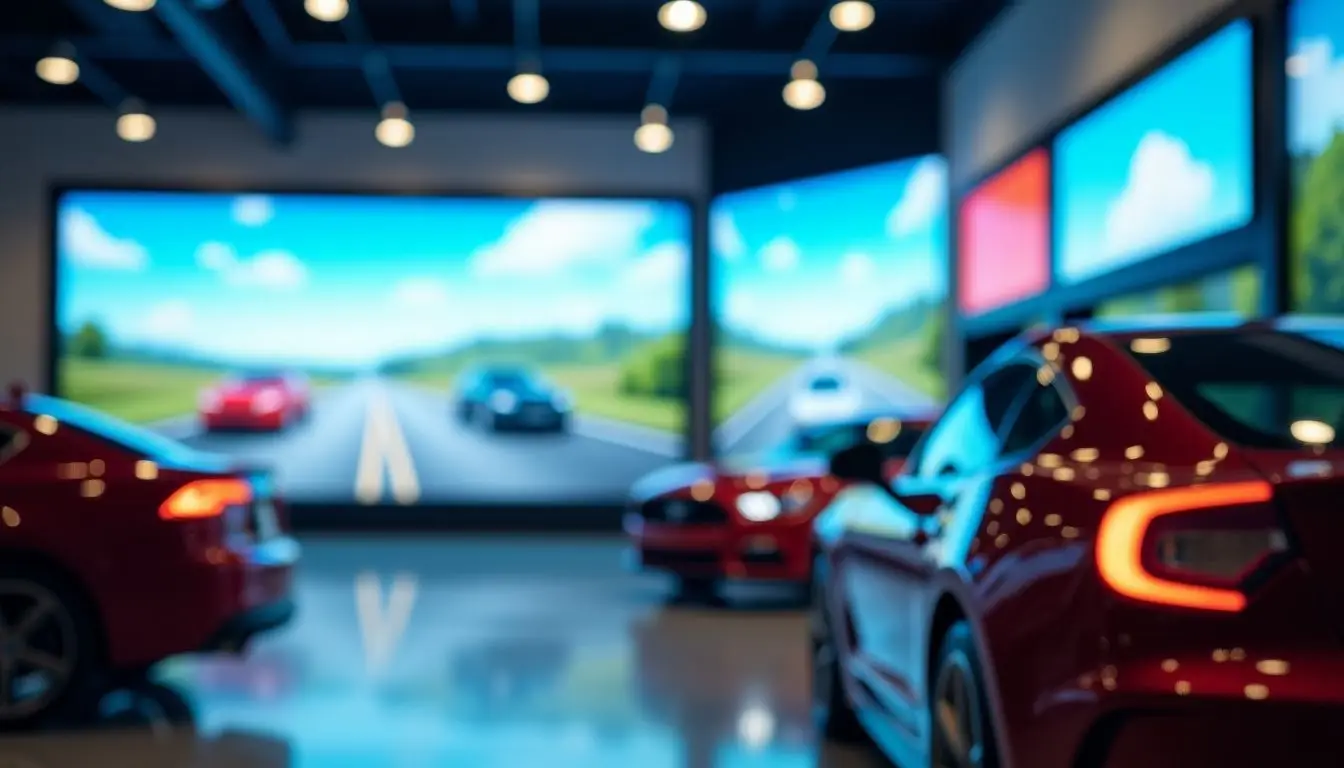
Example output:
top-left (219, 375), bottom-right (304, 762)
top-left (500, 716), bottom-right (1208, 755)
top-left (0, 36), bottom-right (933, 79)
top-left (645, 55), bottom-right (681, 110)
top-left (239, 0), bottom-right (293, 57)
top-left (343, 0), bottom-right (403, 106)
top-left (152, 0), bottom-right (294, 144)
top-left (63, 0), bottom-right (162, 37)
top-left (450, 0), bottom-right (480, 27)
top-left (800, 7), bottom-right (841, 64)
top-left (71, 54), bottom-right (129, 109)
top-left (513, 0), bottom-right (542, 71)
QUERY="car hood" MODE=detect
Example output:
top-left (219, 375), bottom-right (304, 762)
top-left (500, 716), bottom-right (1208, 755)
top-left (629, 455), bottom-right (828, 500)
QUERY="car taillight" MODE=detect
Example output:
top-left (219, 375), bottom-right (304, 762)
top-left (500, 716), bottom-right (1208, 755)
top-left (1095, 481), bottom-right (1285, 613)
top-left (160, 478), bottom-right (252, 520)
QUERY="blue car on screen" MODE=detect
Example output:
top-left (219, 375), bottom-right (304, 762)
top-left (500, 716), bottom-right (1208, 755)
top-left (453, 365), bottom-right (572, 433)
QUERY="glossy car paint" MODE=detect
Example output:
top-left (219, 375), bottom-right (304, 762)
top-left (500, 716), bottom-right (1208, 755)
top-left (627, 414), bottom-right (934, 584)
top-left (0, 394), bottom-right (297, 670)
top-left (199, 375), bottom-right (309, 432)
top-left (813, 320), bottom-right (1344, 768)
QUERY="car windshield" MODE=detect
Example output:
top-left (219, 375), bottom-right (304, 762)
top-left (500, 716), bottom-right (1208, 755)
top-left (23, 393), bottom-right (218, 466)
top-left (809, 375), bottom-right (842, 392)
top-left (1120, 330), bottom-right (1344, 449)
top-left (484, 370), bottom-right (538, 391)
top-left (784, 419), bottom-right (927, 458)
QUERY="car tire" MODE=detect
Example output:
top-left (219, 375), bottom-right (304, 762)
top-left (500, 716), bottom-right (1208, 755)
top-left (0, 563), bottom-right (107, 731)
top-left (929, 621), bottom-right (999, 768)
top-left (810, 555), bottom-right (866, 743)
top-left (553, 414), bottom-right (569, 433)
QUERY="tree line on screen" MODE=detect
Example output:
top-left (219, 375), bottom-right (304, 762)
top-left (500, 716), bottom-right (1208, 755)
top-left (1294, 132), bottom-right (1344, 313)
top-left (716, 297), bottom-right (943, 365)
top-left (62, 319), bottom-right (686, 399)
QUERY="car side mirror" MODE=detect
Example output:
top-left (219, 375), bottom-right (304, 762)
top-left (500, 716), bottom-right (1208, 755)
top-left (828, 442), bottom-right (887, 486)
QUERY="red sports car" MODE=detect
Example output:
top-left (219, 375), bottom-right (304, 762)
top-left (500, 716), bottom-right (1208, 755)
top-left (0, 386), bottom-right (298, 728)
top-left (811, 318), bottom-right (1344, 768)
top-left (198, 370), bottom-right (310, 432)
top-left (626, 408), bottom-right (935, 602)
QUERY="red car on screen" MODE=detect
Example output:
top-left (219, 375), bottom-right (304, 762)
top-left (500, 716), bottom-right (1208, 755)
top-left (199, 370), bottom-right (310, 432)
top-left (0, 387), bottom-right (299, 728)
top-left (625, 408), bottom-right (935, 602)
top-left (810, 318), bottom-right (1344, 768)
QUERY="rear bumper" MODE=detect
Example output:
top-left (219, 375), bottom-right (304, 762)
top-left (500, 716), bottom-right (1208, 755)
top-left (624, 515), bottom-right (813, 582)
top-left (202, 410), bottom-right (285, 430)
top-left (491, 409), bottom-right (566, 430)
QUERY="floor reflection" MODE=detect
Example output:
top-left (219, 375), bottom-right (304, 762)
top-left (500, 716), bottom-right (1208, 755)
top-left (0, 536), bottom-right (881, 768)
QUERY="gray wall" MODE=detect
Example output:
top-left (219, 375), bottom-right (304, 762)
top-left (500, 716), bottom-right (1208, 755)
top-left (0, 108), bottom-right (709, 390)
top-left (945, 0), bottom-right (1236, 191)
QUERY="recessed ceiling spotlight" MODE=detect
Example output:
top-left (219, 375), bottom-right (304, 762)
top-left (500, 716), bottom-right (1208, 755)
top-left (305, 0), bottom-right (349, 22)
top-left (658, 1), bottom-right (706, 33)
top-left (116, 100), bottom-right (156, 142)
top-left (103, 0), bottom-right (157, 10)
top-left (36, 56), bottom-right (79, 85)
top-left (783, 78), bottom-right (826, 110)
top-left (507, 72), bottom-right (550, 104)
top-left (375, 101), bottom-right (414, 148)
top-left (635, 123), bottom-right (674, 154)
top-left (830, 1), bottom-right (875, 32)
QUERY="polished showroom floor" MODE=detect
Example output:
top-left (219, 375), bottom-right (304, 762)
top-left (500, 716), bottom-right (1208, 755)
top-left (0, 535), bottom-right (883, 768)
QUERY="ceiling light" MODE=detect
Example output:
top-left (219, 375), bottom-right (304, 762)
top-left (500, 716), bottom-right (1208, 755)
top-left (830, 1), bottom-right (875, 32)
top-left (634, 123), bottom-right (674, 154)
top-left (658, 0), bottom-right (706, 32)
top-left (116, 101), bottom-right (155, 143)
top-left (36, 56), bottom-right (79, 85)
top-left (375, 102), bottom-right (414, 148)
top-left (640, 103), bottom-right (669, 126)
top-left (304, 0), bottom-right (349, 22)
top-left (103, 0), bottom-right (156, 10)
top-left (790, 59), bottom-right (819, 81)
top-left (507, 72), bottom-right (550, 104)
top-left (783, 78), bottom-right (826, 110)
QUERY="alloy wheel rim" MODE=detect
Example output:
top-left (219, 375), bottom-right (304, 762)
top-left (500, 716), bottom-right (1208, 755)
top-left (932, 649), bottom-right (985, 768)
top-left (0, 580), bottom-right (77, 720)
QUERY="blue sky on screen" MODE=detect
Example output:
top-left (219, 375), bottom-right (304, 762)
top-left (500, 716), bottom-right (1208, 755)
top-left (57, 192), bottom-right (690, 366)
top-left (1054, 20), bottom-right (1253, 284)
top-left (1289, 0), bottom-right (1344, 156)
top-left (710, 155), bottom-right (947, 350)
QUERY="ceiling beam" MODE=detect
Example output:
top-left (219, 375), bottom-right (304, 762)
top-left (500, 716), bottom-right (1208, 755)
top-left (512, 0), bottom-right (541, 69)
top-left (1, 37), bottom-right (935, 78)
top-left (450, 0), bottom-right (479, 27)
top-left (342, 0), bottom-right (402, 107)
top-left (800, 7), bottom-right (841, 64)
top-left (63, 0), bottom-right (163, 37)
top-left (238, 0), bottom-right (293, 57)
top-left (645, 55), bottom-right (681, 109)
top-left (151, 0), bottom-right (294, 144)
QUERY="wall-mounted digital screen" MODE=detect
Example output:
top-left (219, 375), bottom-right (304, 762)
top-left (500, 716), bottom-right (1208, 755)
top-left (1289, 0), bottom-right (1344, 312)
top-left (1054, 20), bottom-right (1253, 285)
top-left (54, 190), bottom-right (691, 506)
top-left (710, 156), bottom-right (948, 455)
top-left (957, 148), bottom-right (1051, 315)
top-left (1093, 264), bottom-right (1262, 318)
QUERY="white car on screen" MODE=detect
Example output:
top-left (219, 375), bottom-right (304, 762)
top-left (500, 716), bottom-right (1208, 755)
top-left (787, 371), bottom-right (863, 425)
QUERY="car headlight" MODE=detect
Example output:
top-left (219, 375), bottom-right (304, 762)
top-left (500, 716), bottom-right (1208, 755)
top-left (252, 389), bottom-right (284, 414)
top-left (736, 491), bottom-right (781, 522)
top-left (489, 390), bottom-right (518, 413)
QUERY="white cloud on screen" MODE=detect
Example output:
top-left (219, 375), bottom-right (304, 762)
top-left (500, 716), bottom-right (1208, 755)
top-left (195, 241), bottom-right (308, 290)
top-left (1289, 36), bottom-right (1344, 156)
top-left (140, 300), bottom-right (193, 341)
top-left (759, 236), bottom-right (800, 272)
top-left (839, 251), bottom-right (876, 285)
top-left (886, 156), bottom-right (946, 237)
top-left (471, 200), bottom-right (656, 277)
top-left (711, 210), bottom-right (747, 260)
top-left (392, 277), bottom-right (452, 308)
top-left (777, 189), bottom-right (798, 211)
top-left (232, 195), bottom-right (274, 227)
top-left (622, 241), bottom-right (688, 288)
top-left (61, 208), bottom-right (147, 270)
top-left (1104, 131), bottom-right (1215, 258)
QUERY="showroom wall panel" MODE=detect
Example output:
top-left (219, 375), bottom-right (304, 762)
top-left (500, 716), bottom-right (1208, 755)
top-left (0, 108), bottom-right (710, 395)
top-left (946, 0), bottom-right (1236, 191)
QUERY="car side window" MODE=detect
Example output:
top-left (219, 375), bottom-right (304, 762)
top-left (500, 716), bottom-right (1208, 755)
top-left (1001, 376), bottom-right (1070, 456)
top-left (911, 363), bottom-right (1039, 480)
top-left (0, 425), bottom-right (22, 466)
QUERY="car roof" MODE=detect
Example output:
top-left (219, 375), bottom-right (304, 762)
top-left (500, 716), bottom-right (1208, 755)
top-left (1021, 314), bottom-right (1344, 342)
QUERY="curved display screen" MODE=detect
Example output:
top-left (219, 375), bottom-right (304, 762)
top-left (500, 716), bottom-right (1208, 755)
top-left (53, 190), bottom-right (691, 507)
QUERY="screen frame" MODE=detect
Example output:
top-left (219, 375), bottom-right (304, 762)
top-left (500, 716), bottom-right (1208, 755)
top-left (45, 181), bottom-right (704, 531)
top-left (953, 6), bottom-right (1273, 342)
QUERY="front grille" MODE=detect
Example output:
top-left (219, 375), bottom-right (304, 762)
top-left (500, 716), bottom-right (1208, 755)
top-left (637, 498), bottom-right (729, 525)
top-left (641, 548), bottom-right (719, 569)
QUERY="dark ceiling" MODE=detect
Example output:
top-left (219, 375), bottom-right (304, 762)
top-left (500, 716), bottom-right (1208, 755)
top-left (0, 0), bottom-right (1005, 191)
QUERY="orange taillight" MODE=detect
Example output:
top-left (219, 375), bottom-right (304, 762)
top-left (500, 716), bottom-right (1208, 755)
top-left (159, 478), bottom-right (252, 520)
top-left (1095, 481), bottom-right (1275, 613)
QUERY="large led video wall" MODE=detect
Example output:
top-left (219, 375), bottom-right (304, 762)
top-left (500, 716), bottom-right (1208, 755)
top-left (1289, 0), bottom-right (1344, 312)
top-left (710, 156), bottom-right (948, 456)
top-left (958, 148), bottom-right (1051, 316)
top-left (1054, 19), bottom-right (1253, 285)
top-left (54, 190), bottom-right (691, 506)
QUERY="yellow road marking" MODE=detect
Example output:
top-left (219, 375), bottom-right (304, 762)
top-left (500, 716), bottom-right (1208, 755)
top-left (353, 387), bottom-right (422, 505)
top-left (354, 570), bottom-right (418, 676)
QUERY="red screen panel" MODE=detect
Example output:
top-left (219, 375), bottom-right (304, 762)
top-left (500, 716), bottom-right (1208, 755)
top-left (957, 149), bottom-right (1051, 316)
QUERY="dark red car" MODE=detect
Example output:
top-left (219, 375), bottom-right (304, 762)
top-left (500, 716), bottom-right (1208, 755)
top-left (199, 370), bottom-right (310, 432)
top-left (625, 408), bottom-right (935, 602)
top-left (810, 318), bottom-right (1344, 768)
top-left (0, 387), bottom-right (298, 728)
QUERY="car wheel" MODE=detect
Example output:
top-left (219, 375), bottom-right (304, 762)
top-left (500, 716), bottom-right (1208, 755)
top-left (554, 414), bottom-right (569, 433)
top-left (810, 555), bottom-right (866, 743)
top-left (0, 566), bottom-right (105, 731)
top-left (930, 621), bottom-right (999, 768)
